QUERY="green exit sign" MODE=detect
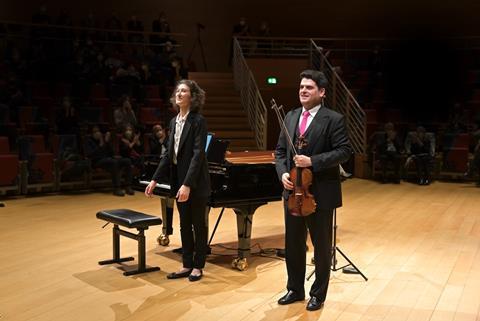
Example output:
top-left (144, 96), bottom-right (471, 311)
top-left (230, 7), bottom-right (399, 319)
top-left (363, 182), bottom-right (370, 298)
top-left (266, 77), bottom-right (278, 85)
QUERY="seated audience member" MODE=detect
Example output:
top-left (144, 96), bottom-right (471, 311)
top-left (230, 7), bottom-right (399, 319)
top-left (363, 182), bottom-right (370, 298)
top-left (377, 122), bottom-right (403, 183)
top-left (56, 96), bottom-right (79, 135)
top-left (465, 123), bottom-right (480, 186)
top-left (149, 123), bottom-right (168, 156)
top-left (406, 126), bottom-right (433, 185)
top-left (119, 125), bottom-right (144, 171)
top-left (151, 12), bottom-right (172, 46)
top-left (113, 95), bottom-right (137, 132)
top-left (84, 126), bottom-right (134, 196)
top-left (127, 14), bottom-right (144, 43)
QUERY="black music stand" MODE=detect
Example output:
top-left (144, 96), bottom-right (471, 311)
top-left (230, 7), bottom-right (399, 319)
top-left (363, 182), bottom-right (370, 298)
top-left (307, 209), bottom-right (368, 281)
top-left (187, 23), bottom-right (208, 71)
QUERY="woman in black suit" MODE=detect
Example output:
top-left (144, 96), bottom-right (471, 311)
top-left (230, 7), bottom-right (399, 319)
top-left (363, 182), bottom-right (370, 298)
top-left (145, 80), bottom-right (211, 281)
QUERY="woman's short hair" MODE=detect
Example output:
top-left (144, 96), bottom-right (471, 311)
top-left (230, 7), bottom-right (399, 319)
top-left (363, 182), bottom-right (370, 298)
top-left (170, 79), bottom-right (205, 113)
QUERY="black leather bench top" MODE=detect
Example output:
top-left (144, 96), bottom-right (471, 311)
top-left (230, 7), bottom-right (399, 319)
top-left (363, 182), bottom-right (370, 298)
top-left (96, 209), bottom-right (162, 229)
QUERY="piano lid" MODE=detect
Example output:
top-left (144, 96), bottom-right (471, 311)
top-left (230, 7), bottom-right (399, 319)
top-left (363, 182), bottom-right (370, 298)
top-left (225, 151), bottom-right (275, 164)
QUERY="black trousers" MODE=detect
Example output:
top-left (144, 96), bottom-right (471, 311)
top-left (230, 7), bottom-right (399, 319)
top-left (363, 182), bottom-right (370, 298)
top-left (284, 202), bottom-right (333, 301)
top-left (176, 196), bottom-right (208, 269)
top-left (413, 154), bottom-right (431, 180)
top-left (379, 152), bottom-right (401, 179)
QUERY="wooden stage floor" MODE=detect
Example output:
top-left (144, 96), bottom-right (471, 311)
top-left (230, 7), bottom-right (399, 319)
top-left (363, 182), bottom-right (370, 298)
top-left (1, 179), bottom-right (479, 321)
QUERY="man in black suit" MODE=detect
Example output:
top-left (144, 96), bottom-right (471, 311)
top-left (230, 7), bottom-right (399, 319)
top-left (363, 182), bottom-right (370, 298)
top-left (275, 70), bottom-right (352, 311)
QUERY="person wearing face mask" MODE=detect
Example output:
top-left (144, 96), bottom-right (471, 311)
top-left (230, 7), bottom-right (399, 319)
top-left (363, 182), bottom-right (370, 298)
top-left (377, 122), bottom-right (403, 183)
top-left (119, 125), bottom-right (144, 172)
top-left (84, 126), bottom-right (134, 197)
top-left (114, 95), bottom-right (137, 133)
top-left (145, 80), bottom-right (210, 281)
top-left (275, 70), bottom-right (352, 311)
top-left (406, 126), bottom-right (433, 185)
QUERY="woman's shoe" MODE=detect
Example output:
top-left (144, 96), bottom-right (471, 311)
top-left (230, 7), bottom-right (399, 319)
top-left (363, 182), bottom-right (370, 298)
top-left (167, 269), bottom-right (192, 279)
top-left (188, 270), bottom-right (203, 282)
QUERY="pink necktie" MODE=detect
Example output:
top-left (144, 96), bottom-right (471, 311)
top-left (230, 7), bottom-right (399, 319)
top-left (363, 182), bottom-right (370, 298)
top-left (299, 111), bottom-right (310, 136)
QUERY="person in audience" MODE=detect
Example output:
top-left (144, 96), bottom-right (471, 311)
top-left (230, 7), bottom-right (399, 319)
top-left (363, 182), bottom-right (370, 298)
top-left (84, 125), bottom-right (134, 196)
top-left (113, 95), bottom-right (137, 132)
top-left (81, 12), bottom-right (99, 41)
top-left (149, 123), bottom-right (168, 156)
top-left (119, 125), bottom-right (144, 171)
top-left (127, 14), bottom-right (144, 43)
top-left (465, 123), bottom-right (480, 186)
top-left (105, 11), bottom-right (123, 42)
top-left (233, 17), bottom-right (251, 37)
top-left (377, 122), bottom-right (403, 183)
top-left (230, 17), bottom-right (251, 65)
top-left (32, 4), bottom-right (51, 25)
top-left (114, 63), bottom-right (142, 99)
top-left (56, 96), bottom-right (79, 135)
top-left (151, 12), bottom-right (172, 47)
top-left (406, 126), bottom-right (433, 185)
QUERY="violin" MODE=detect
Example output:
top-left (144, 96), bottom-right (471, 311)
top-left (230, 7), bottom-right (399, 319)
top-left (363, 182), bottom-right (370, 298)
top-left (288, 136), bottom-right (316, 216)
top-left (271, 99), bottom-right (317, 217)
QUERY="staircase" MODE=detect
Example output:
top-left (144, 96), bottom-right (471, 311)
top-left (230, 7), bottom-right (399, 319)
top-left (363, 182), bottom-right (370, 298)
top-left (188, 72), bottom-right (258, 151)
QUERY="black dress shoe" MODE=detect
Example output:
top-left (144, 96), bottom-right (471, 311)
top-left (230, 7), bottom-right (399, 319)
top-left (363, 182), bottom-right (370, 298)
top-left (125, 187), bottom-right (135, 195)
top-left (188, 270), bottom-right (203, 282)
top-left (306, 297), bottom-right (324, 311)
top-left (166, 269), bottom-right (192, 279)
top-left (278, 290), bottom-right (305, 305)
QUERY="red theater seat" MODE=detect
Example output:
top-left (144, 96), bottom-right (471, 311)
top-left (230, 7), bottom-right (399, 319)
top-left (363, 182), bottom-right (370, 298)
top-left (0, 136), bottom-right (21, 194)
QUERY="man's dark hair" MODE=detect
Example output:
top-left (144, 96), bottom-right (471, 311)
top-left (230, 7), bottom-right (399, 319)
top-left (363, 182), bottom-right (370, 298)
top-left (300, 70), bottom-right (328, 89)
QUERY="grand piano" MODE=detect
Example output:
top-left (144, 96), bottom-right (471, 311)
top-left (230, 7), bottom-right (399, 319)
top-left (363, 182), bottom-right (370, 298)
top-left (137, 136), bottom-right (282, 270)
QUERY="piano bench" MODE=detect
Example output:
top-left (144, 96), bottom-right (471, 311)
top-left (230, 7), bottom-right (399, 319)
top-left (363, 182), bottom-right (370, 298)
top-left (96, 209), bottom-right (162, 276)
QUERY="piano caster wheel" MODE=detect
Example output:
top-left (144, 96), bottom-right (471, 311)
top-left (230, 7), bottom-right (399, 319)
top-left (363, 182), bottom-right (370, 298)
top-left (157, 234), bottom-right (170, 246)
top-left (232, 258), bottom-right (248, 271)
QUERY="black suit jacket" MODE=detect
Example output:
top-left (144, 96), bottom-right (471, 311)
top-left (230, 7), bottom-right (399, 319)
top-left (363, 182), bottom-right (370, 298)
top-left (152, 112), bottom-right (211, 199)
top-left (275, 106), bottom-right (352, 209)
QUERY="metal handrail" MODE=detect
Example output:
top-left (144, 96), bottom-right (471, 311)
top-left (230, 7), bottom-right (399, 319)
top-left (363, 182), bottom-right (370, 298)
top-left (310, 40), bottom-right (366, 155)
top-left (233, 38), bottom-right (268, 150)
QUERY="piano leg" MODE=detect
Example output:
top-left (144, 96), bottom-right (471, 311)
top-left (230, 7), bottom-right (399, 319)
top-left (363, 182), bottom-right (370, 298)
top-left (232, 203), bottom-right (264, 271)
top-left (157, 197), bottom-right (174, 246)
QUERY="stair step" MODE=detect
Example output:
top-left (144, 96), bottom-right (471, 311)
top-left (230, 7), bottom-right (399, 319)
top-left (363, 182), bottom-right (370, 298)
top-left (187, 71), bottom-right (258, 150)
top-left (204, 103), bottom-right (242, 110)
top-left (207, 96), bottom-right (241, 103)
top-left (189, 72), bottom-right (233, 79)
top-left (195, 79), bottom-right (234, 85)
top-left (202, 87), bottom-right (237, 93)
top-left (210, 130), bottom-right (254, 139)
top-left (203, 109), bottom-right (245, 116)
top-left (208, 124), bottom-right (250, 131)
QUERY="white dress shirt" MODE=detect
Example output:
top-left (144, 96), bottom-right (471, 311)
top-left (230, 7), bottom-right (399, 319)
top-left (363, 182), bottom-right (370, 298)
top-left (298, 104), bottom-right (321, 133)
top-left (173, 112), bottom-right (189, 164)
